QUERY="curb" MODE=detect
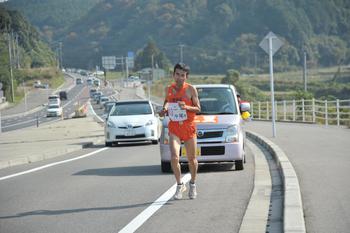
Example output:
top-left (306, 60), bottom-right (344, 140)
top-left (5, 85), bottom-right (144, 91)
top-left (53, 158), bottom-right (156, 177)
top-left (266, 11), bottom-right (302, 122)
top-left (246, 130), bottom-right (306, 233)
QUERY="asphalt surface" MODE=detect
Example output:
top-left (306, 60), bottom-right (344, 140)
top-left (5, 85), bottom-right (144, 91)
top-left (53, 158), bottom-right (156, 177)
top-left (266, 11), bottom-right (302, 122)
top-left (0, 79), bottom-right (257, 233)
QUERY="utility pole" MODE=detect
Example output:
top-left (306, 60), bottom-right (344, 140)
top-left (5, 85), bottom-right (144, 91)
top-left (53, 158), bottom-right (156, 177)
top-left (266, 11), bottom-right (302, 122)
top-left (149, 54), bottom-right (153, 100)
top-left (179, 44), bottom-right (185, 63)
top-left (7, 33), bottom-right (15, 102)
top-left (59, 42), bottom-right (63, 70)
top-left (15, 33), bottom-right (20, 69)
top-left (303, 50), bottom-right (307, 91)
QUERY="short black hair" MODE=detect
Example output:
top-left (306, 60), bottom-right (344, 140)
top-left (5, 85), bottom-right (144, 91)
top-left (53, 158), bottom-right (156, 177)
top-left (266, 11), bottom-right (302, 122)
top-left (173, 63), bottom-right (190, 74)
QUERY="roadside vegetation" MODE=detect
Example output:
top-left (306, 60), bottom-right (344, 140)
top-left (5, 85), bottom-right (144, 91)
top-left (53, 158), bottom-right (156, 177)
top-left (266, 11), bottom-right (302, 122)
top-left (149, 65), bottom-right (350, 102)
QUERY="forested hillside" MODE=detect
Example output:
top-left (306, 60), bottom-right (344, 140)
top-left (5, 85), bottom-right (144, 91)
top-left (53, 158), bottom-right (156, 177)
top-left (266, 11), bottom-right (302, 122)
top-left (4, 0), bottom-right (102, 40)
top-left (4, 0), bottom-right (350, 73)
top-left (0, 5), bottom-right (56, 101)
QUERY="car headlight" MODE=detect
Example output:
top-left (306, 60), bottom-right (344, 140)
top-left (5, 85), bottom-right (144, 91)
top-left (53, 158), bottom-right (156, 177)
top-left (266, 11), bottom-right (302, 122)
top-left (107, 121), bottom-right (116, 128)
top-left (145, 119), bottom-right (154, 126)
top-left (226, 125), bottom-right (239, 142)
top-left (162, 127), bottom-right (169, 144)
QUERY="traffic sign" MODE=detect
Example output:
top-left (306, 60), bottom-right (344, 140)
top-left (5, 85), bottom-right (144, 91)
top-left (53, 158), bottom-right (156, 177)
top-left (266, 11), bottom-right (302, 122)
top-left (127, 51), bottom-right (134, 69)
top-left (259, 32), bottom-right (283, 56)
top-left (259, 31), bottom-right (283, 138)
top-left (102, 56), bottom-right (116, 70)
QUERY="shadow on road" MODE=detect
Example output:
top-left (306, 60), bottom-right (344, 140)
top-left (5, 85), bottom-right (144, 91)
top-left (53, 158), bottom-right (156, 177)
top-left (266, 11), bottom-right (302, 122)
top-left (0, 201), bottom-right (172, 219)
top-left (73, 165), bottom-right (162, 177)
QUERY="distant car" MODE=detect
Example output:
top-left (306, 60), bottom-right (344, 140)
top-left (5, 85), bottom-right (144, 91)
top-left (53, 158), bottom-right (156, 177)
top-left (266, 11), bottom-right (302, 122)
top-left (59, 91), bottom-right (68, 100)
top-left (87, 78), bottom-right (93, 85)
top-left (76, 78), bottom-right (83, 84)
top-left (48, 94), bottom-right (61, 106)
top-left (33, 80), bottom-right (49, 89)
top-left (93, 79), bottom-right (101, 87)
top-left (104, 100), bottom-right (160, 146)
top-left (47, 104), bottom-right (63, 117)
top-left (99, 96), bottom-right (109, 108)
top-left (94, 92), bottom-right (103, 103)
top-left (90, 89), bottom-right (97, 98)
top-left (33, 80), bottom-right (42, 88)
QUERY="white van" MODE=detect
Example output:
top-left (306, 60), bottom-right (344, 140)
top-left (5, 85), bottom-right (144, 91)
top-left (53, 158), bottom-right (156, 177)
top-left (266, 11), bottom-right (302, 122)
top-left (159, 84), bottom-right (250, 172)
top-left (48, 94), bottom-right (61, 106)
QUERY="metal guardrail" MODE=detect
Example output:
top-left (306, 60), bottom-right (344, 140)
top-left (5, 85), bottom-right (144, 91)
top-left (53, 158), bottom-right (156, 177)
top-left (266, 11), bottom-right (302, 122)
top-left (251, 99), bottom-right (350, 126)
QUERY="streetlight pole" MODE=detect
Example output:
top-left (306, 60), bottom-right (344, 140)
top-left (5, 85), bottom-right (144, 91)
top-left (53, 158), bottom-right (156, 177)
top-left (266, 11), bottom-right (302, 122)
top-left (7, 33), bottom-right (15, 102)
top-left (303, 50), bottom-right (307, 91)
top-left (179, 44), bottom-right (184, 63)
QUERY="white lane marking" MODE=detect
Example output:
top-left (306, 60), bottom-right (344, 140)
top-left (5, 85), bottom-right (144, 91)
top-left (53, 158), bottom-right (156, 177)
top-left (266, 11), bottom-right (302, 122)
top-left (0, 147), bottom-right (108, 181)
top-left (118, 173), bottom-right (191, 233)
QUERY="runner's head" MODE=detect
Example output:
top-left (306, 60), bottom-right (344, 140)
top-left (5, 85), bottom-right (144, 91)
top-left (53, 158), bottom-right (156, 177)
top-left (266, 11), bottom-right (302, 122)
top-left (173, 63), bottom-right (190, 77)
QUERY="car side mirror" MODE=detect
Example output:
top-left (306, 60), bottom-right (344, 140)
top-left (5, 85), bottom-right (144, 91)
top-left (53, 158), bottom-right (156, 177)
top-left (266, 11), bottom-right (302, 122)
top-left (240, 102), bottom-right (250, 112)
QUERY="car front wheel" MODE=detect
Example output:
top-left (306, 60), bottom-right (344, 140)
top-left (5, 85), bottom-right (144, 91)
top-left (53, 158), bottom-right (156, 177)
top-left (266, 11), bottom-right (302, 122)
top-left (161, 161), bottom-right (171, 173)
top-left (105, 141), bottom-right (113, 147)
top-left (235, 160), bottom-right (244, 170)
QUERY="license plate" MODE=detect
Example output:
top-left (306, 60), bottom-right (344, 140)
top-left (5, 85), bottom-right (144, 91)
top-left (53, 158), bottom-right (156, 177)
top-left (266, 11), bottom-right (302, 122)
top-left (125, 129), bottom-right (135, 136)
top-left (181, 146), bottom-right (200, 157)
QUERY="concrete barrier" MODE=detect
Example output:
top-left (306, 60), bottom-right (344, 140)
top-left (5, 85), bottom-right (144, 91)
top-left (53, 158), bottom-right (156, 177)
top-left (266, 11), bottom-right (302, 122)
top-left (246, 130), bottom-right (306, 233)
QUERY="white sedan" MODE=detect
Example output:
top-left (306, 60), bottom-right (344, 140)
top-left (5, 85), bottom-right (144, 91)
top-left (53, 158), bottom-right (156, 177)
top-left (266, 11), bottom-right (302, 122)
top-left (104, 100), bottom-right (160, 146)
top-left (46, 104), bottom-right (63, 117)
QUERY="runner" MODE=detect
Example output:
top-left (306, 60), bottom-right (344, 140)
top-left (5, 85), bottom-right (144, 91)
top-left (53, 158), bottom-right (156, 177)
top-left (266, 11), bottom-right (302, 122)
top-left (159, 63), bottom-right (201, 199)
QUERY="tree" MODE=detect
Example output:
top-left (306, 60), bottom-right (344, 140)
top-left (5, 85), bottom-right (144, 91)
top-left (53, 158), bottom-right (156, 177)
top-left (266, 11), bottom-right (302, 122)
top-left (134, 39), bottom-right (171, 70)
top-left (221, 69), bottom-right (240, 85)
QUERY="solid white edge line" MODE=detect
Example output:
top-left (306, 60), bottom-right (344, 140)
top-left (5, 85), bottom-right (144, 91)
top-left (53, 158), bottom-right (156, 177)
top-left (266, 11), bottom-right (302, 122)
top-left (0, 147), bottom-right (108, 181)
top-left (118, 173), bottom-right (191, 233)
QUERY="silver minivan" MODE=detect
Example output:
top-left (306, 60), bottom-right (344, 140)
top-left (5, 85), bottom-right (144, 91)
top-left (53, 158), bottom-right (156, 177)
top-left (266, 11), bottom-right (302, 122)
top-left (159, 84), bottom-right (250, 172)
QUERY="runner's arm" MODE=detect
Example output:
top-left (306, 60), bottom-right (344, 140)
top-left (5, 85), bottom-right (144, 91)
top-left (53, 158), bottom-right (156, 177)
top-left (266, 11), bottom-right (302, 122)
top-left (178, 86), bottom-right (201, 113)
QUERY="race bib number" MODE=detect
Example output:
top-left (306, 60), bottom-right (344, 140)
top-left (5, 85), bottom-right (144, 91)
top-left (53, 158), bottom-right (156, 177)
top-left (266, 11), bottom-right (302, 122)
top-left (168, 103), bottom-right (187, 122)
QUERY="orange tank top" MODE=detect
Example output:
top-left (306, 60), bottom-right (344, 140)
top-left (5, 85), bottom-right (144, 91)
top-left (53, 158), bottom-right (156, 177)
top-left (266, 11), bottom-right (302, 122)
top-left (166, 82), bottom-right (196, 122)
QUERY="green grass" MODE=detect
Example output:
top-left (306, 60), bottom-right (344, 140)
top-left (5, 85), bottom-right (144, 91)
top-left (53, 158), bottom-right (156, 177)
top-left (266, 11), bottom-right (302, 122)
top-left (105, 71), bottom-right (125, 80)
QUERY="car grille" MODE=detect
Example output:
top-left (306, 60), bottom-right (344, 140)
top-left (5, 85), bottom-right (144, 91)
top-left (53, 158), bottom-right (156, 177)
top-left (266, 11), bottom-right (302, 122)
top-left (116, 134), bottom-right (146, 139)
top-left (118, 125), bottom-right (142, 129)
top-left (200, 146), bottom-right (225, 155)
top-left (197, 130), bottom-right (223, 139)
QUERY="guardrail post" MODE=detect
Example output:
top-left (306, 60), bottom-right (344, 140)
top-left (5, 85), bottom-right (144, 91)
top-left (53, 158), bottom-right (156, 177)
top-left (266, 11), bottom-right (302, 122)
top-left (258, 101), bottom-right (261, 119)
top-left (36, 114), bottom-right (39, 127)
top-left (0, 110), bottom-right (2, 133)
top-left (266, 101), bottom-right (269, 120)
top-left (283, 100), bottom-right (286, 121)
top-left (312, 98), bottom-right (316, 123)
top-left (302, 99), bottom-right (305, 122)
top-left (325, 100), bottom-right (328, 126)
top-left (336, 99), bottom-right (340, 126)
top-left (275, 101), bottom-right (278, 121)
top-left (293, 99), bottom-right (296, 121)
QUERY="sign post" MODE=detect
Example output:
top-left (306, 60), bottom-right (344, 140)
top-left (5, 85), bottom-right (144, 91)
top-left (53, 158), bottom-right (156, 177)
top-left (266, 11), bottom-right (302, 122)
top-left (259, 32), bottom-right (283, 137)
top-left (102, 56), bottom-right (116, 88)
top-left (0, 82), bottom-right (3, 133)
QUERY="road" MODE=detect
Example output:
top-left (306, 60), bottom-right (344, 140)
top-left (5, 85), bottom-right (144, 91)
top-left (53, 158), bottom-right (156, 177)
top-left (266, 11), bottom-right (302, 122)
top-left (0, 131), bottom-right (255, 233)
top-left (0, 78), bottom-right (262, 233)
top-left (1, 74), bottom-right (86, 132)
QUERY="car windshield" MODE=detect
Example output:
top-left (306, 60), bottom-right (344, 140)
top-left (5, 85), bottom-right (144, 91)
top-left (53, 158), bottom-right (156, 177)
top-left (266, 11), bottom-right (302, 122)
top-left (196, 87), bottom-right (238, 115)
top-left (110, 102), bottom-right (152, 116)
top-left (104, 103), bottom-right (115, 113)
